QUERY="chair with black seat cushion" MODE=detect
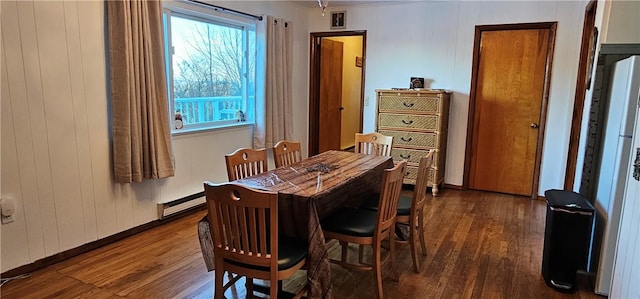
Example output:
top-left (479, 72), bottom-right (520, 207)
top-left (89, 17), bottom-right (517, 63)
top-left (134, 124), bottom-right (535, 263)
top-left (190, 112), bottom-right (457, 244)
top-left (204, 181), bottom-right (308, 299)
top-left (321, 161), bottom-right (406, 299)
top-left (225, 148), bottom-right (268, 181)
top-left (273, 140), bottom-right (302, 168)
top-left (355, 132), bottom-right (393, 156)
top-left (360, 150), bottom-right (434, 273)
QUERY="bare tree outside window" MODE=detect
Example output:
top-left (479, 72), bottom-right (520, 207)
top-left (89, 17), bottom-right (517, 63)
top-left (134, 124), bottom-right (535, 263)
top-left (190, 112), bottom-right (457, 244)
top-left (166, 13), bottom-right (256, 128)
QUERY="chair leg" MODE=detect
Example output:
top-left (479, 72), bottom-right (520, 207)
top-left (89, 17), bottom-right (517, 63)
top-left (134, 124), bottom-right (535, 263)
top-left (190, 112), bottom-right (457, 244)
top-left (418, 211), bottom-right (427, 256)
top-left (214, 270), bottom-right (225, 299)
top-left (246, 277), bottom-right (254, 298)
top-left (409, 217), bottom-right (420, 273)
top-left (269, 273), bottom-right (279, 299)
top-left (389, 229), bottom-right (399, 282)
top-left (372, 241), bottom-right (384, 299)
top-left (340, 240), bottom-right (349, 263)
top-left (293, 283), bottom-right (309, 299)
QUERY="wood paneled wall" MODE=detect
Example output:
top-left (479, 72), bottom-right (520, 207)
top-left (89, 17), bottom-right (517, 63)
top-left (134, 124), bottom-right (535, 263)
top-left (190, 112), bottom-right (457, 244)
top-left (0, 0), bottom-right (255, 272)
top-left (2, 0), bottom-right (111, 269)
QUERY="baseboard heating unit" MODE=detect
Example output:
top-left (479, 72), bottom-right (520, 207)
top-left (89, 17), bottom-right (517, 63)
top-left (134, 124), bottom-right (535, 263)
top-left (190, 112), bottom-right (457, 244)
top-left (157, 192), bottom-right (205, 219)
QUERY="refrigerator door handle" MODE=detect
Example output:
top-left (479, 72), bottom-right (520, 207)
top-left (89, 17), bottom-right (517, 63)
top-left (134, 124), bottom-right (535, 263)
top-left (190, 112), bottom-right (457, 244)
top-left (633, 147), bottom-right (639, 181)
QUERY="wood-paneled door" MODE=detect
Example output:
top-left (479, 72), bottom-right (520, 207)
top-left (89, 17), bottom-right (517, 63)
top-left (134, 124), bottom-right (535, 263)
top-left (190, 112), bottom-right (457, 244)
top-left (465, 23), bottom-right (556, 198)
top-left (319, 38), bottom-right (343, 153)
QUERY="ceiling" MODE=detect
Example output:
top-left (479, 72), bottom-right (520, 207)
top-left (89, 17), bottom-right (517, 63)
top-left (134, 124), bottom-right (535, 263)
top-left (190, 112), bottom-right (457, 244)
top-left (292, 0), bottom-right (409, 8)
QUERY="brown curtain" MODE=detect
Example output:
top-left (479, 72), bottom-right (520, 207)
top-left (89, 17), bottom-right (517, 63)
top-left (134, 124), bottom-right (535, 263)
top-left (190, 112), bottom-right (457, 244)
top-left (107, 0), bottom-right (174, 183)
top-left (253, 16), bottom-right (293, 148)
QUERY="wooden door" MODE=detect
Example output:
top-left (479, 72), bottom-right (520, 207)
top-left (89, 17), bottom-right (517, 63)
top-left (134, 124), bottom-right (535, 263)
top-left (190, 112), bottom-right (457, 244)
top-left (468, 25), bottom-right (555, 196)
top-left (318, 38), bottom-right (343, 153)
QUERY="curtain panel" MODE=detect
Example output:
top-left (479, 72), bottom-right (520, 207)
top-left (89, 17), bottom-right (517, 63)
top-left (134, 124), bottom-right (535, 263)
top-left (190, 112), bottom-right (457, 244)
top-left (253, 16), bottom-right (294, 149)
top-left (107, 0), bottom-right (175, 183)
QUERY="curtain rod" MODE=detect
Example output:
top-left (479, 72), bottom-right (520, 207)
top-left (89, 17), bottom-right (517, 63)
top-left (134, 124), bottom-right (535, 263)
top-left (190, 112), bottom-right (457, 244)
top-left (184, 0), bottom-right (263, 21)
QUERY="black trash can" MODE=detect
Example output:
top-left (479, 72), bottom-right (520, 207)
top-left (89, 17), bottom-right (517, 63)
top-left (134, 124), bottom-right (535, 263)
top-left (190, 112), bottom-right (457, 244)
top-left (542, 189), bottom-right (594, 291)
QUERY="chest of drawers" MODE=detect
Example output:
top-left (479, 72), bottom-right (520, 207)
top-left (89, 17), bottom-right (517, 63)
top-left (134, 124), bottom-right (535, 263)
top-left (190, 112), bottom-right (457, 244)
top-left (375, 89), bottom-right (451, 196)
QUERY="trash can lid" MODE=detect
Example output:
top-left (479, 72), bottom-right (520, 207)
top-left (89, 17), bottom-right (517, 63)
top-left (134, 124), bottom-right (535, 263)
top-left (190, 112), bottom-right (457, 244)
top-left (544, 189), bottom-right (594, 212)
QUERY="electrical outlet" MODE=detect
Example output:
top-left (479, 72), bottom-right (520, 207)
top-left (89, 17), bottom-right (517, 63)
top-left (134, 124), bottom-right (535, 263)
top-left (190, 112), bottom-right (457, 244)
top-left (1, 215), bottom-right (14, 224)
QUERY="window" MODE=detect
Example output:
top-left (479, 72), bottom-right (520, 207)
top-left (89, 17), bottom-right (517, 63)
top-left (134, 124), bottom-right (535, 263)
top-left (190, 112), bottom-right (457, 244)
top-left (163, 5), bottom-right (256, 132)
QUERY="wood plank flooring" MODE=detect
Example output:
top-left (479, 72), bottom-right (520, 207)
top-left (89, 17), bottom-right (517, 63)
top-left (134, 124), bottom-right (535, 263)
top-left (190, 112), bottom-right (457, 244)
top-left (1, 189), bottom-right (605, 298)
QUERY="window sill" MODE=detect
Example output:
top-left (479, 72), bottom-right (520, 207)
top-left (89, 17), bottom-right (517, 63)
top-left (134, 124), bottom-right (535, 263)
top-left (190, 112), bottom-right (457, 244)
top-left (171, 122), bottom-right (253, 137)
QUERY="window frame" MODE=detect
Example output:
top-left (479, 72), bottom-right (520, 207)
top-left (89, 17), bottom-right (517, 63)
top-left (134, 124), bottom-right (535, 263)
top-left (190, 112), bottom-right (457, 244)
top-left (162, 3), bottom-right (257, 134)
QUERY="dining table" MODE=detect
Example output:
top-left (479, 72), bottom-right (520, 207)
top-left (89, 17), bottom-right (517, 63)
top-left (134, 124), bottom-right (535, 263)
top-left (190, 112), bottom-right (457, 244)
top-left (198, 150), bottom-right (394, 299)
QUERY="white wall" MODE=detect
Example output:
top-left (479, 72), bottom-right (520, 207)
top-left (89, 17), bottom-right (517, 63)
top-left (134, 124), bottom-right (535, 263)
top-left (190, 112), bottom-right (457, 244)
top-left (308, 1), bottom-right (587, 191)
top-left (603, 0), bottom-right (640, 44)
top-left (0, 0), bottom-right (310, 272)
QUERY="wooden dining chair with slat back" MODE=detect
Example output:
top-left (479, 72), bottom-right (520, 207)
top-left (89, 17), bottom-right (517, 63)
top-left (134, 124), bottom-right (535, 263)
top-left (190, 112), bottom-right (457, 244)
top-left (225, 148), bottom-right (268, 181)
top-left (360, 150), bottom-right (434, 273)
top-left (273, 140), bottom-right (302, 168)
top-left (204, 182), bottom-right (308, 299)
top-left (355, 132), bottom-right (393, 156)
top-left (321, 161), bottom-right (407, 299)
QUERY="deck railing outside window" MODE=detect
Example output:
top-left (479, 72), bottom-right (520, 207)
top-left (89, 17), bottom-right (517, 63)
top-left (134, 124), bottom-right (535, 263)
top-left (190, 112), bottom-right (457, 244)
top-left (174, 96), bottom-right (252, 125)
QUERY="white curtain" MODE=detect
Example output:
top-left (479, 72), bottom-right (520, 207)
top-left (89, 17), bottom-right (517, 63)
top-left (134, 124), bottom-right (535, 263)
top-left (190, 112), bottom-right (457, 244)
top-left (253, 16), bottom-right (293, 148)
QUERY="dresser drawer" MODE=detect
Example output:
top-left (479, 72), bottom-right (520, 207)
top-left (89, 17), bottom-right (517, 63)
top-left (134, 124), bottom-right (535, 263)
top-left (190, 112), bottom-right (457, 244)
top-left (378, 113), bottom-right (439, 131)
top-left (379, 94), bottom-right (441, 114)
top-left (379, 130), bottom-right (437, 148)
top-left (403, 165), bottom-right (434, 185)
top-left (392, 148), bottom-right (438, 165)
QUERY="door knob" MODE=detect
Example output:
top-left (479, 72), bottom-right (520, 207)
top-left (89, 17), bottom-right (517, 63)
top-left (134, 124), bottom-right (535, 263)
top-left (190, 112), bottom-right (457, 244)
top-left (530, 123), bottom-right (539, 129)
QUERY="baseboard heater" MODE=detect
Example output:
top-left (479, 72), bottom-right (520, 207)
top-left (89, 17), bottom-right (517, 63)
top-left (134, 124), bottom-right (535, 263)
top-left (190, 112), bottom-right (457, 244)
top-left (157, 192), bottom-right (205, 219)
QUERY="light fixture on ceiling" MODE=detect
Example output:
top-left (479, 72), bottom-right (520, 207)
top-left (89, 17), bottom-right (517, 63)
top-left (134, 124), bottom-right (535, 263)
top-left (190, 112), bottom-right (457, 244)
top-left (317, 0), bottom-right (329, 16)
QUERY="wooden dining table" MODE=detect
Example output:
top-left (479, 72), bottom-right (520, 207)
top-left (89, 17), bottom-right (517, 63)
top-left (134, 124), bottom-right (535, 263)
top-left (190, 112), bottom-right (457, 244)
top-left (198, 150), bottom-right (394, 299)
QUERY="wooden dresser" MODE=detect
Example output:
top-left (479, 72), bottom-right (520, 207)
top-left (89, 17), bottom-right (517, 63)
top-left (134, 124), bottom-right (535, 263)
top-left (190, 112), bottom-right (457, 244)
top-left (375, 89), bottom-right (451, 196)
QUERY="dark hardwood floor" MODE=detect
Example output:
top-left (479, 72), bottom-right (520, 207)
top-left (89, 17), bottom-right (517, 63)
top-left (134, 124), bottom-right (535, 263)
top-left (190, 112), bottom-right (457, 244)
top-left (1, 189), bottom-right (605, 298)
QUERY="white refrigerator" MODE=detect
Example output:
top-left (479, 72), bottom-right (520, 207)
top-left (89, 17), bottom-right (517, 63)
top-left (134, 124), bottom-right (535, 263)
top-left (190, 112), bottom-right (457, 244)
top-left (594, 55), bottom-right (640, 296)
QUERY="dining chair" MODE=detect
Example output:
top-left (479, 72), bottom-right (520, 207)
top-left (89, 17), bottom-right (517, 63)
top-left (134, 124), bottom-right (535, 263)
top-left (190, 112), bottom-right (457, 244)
top-left (360, 150), bottom-right (434, 273)
top-left (355, 132), bottom-right (393, 156)
top-left (204, 181), bottom-right (308, 299)
top-left (321, 161), bottom-right (407, 299)
top-left (273, 140), bottom-right (302, 168)
top-left (225, 148), bottom-right (268, 181)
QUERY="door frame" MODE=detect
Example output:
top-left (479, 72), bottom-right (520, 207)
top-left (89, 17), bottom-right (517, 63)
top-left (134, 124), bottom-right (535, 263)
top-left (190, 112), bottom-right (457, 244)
top-left (308, 30), bottom-right (367, 155)
top-left (463, 22), bottom-right (557, 199)
top-left (565, 0), bottom-right (598, 190)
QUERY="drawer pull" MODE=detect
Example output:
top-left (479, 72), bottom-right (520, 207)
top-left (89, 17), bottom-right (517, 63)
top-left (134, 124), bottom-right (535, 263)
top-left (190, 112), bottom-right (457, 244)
top-left (405, 172), bottom-right (411, 177)
top-left (400, 137), bottom-right (413, 142)
top-left (400, 154), bottom-right (411, 160)
top-left (403, 102), bottom-right (414, 108)
top-left (401, 120), bottom-right (414, 125)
